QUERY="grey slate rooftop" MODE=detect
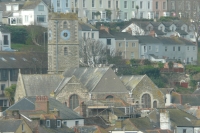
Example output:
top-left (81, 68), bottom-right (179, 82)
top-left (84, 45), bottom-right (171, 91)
top-left (21, 74), bottom-right (63, 97)
top-left (99, 29), bottom-right (114, 38)
top-left (63, 67), bottom-right (128, 93)
top-left (0, 119), bottom-right (23, 132)
top-left (4, 96), bottom-right (83, 120)
top-left (111, 31), bottom-right (138, 40)
top-left (134, 35), bottom-right (161, 44)
top-left (79, 21), bottom-right (98, 31)
top-left (0, 52), bottom-right (47, 69)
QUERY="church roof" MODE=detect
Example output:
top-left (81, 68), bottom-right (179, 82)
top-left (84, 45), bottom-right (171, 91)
top-left (21, 74), bottom-right (63, 97)
top-left (63, 67), bottom-right (128, 93)
top-left (119, 75), bottom-right (145, 91)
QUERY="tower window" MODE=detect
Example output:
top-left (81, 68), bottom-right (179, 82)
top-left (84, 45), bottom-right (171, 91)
top-left (64, 47), bottom-right (68, 55)
top-left (63, 21), bottom-right (67, 28)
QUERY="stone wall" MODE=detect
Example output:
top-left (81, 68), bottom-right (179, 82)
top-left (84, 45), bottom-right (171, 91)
top-left (132, 75), bottom-right (165, 108)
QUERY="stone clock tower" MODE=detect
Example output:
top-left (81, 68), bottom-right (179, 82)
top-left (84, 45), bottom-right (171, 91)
top-left (48, 13), bottom-right (79, 74)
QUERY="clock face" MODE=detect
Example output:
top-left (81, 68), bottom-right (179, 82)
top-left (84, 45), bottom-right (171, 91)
top-left (61, 30), bottom-right (70, 40)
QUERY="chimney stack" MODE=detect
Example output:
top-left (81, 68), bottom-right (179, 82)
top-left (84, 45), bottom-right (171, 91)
top-left (80, 102), bottom-right (86, 117)
top-left (35, 96), bottom-right (49, 113)
top-left (100, 24), bottom-right (110, 33)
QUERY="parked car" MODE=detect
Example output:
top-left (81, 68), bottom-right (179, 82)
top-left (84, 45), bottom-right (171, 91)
top-left (88, 19), bottom-right (99, 25)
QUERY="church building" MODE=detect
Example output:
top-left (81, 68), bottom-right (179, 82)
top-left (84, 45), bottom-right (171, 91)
top-left (14, 13), bottom-right (165, 114)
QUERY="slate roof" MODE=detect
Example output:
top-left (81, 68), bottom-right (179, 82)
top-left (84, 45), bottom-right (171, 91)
top-left (79, 21), bottom-right (98, 31)
top-left (21, 74), bottom-right (63, 97)
top-left (119, 75), bottom-right (144, 91)
top-left (38, 126), bottom-right (75, 133)
top-left (22, 0), bottom-right (45, 10)
top-left (74, 126), bottom-right (108, 133)
top-left (0, 1), bottom-right (25, 17)
top-left (0, 119), bottom-right (23, 132)
top-left (134, 35), bottom-right (161, 44)
top-left (172, 92), bottom-right (200, 106)
top-left (63, 67), bottom-right (128, 93)
top-left (134, 21), bottom-right (151, 31)
top-left (153, 28), bottom-right (166, 35)
top-left (162, 22), bottom-right (173, 27)
top-left (111, 31), bottom-right (137, 40)
top-left (157, 37), bottom-right (196, 45)
top-left (99, 30), bottom-right (114, 38)
top-left (4, 96), bottom-right (83, 120)
top-left (129, 117), bottom-right (156, 130)
top-left (148, 108), bottom-right (198, 128)
top-left (84, 117), bottom-right (110, 129)
top-left (0, 52), bottom-right (47, 69)
top-left (150, 22), bottom-right (162, 27)
top-left (175, 29), bottom-right (188, 35)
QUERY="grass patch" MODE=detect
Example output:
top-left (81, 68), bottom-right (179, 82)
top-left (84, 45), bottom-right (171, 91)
top-left (11, 43), bottom-right (45, 52)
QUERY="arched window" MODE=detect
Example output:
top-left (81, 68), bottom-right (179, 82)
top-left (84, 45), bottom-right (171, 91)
top-left (63, 21), bottom-right (67, 28)
top-left (64, 47), bottom-right (68, 55)
top-left (153, 101), bottom-right (157, 108)
top-left (69, 94), bottom-right (79, 109)
top-left (106, 95), bottom-right (114, 99)
top-left (141, 93), bottom-right (151, 108)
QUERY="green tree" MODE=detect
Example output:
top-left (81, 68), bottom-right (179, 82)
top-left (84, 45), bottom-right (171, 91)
top-left (5, 84), bottom-right (16, 105)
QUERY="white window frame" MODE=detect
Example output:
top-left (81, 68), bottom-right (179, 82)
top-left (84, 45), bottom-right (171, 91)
top-left (108, 0), bottom-right (111, 8)
top-left (140, 1), bottom-right (143, 9)
top-left (92, 0), bottom-right (95, 7)
top-left (46, 120), bottom-right (50, 127)
top-left (124, 1), bottom-right (127, 8)
top-left (156, 46), bottom-right (159, 52)
top-left (25, 15), bottom-right (29, 22)
top-left (57, 0), bottom-right (61, 7)
top-left (38, 5), bottom-right (44, 11)
top-left (37, 15), bottom-right (46, 23)
top-left (131, 52), bottom-right (134, 59)
top-left (116, 1), bottom-right (118, 8)
top-left (83, 0), bottom-right (85, 7)
top-left (57, 120), bottom-right (61, 127)
top-left (132, 1), bottom-right (134, 8)
top-left (132, 42), bottom-right (136, 47)
top-left (148, 45), bottom-right (152, 50)
top-left (66, 0), bottom-right (69, 7)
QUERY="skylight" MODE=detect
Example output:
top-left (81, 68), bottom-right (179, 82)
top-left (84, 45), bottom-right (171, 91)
top-left (10, 57), bottom-right (16, 60)
top-left (22, 58), bottom-right (27, 61)
top-left (0, 57), bottom-right (7, 61)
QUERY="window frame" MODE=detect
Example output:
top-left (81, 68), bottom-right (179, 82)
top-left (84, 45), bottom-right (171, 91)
top-left (46, 120), bottom-right (50, 127)
top-left (57, 120), bottom-right (61, 127)
top-left (37, 15), bottom-right (46, 23)
top-left (38, 5), bottom-right (44, 11)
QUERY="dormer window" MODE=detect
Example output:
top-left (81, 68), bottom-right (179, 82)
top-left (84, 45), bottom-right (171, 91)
top-left (38, 5), bottom-right (44, 11)
top-left (57, 120), bottom-right (61, 127)
top-left (6, 5), bottom-right (11, 11)
top-left (13, 4), bottom-right (18, 11)
top-left (46, 120), bottom-right (50, 127)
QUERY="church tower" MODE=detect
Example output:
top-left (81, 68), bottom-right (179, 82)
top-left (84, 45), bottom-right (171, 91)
top-left (48, 13), bottom-right (79, 74)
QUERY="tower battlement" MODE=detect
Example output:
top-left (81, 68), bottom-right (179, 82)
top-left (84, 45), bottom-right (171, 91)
top-left (49, 13), bottom-right (78, 20)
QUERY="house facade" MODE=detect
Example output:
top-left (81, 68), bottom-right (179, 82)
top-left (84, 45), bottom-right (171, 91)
top-left (136, 36), bottom-right (197, 64)
top-left (0, 27), bottom-right (11, 51)
top-left (0, 0), bottom-right (49, 27)
top-left (167, 0), bottom-right (200, 19)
